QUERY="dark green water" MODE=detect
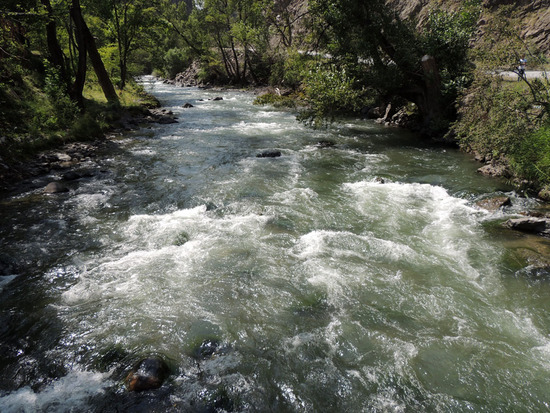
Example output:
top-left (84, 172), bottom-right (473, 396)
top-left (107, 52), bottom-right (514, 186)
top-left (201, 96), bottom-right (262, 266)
top-left (1, 76), bottom-right (549, 412)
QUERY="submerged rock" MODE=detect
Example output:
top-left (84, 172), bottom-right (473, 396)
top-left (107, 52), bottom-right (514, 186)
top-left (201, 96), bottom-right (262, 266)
top-left (505, 217), bottom-right (550, 236)
top-left (315, 140), bottom-right (335, 148)
top-left (193, 339), bottom-right (221, 360)
top-left (44, 182), bottom-right (69, 194)
top-left (62, 171), bottom-right (81, 181)
top-left (125, 356), bottom-right (170, 392)
top-left (256, 150), bottom-right (281, 158)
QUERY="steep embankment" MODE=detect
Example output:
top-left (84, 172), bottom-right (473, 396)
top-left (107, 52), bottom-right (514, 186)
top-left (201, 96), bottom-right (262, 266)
top-left (388, 0), bottom-right (550, 54)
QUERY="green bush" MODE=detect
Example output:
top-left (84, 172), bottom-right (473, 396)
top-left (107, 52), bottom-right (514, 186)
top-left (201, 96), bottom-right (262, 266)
top-left (269, 51), bottom-right (312, 89)
top-left (253, 92), bottom-right (297, 108)
top-left (70, 113), bottom-right (103, 141)
top-left (511, 125), bottom-right (550, 185)
top-left (301, 62), bottom-right (373, 124)
top-left (43, 64), bottom-right (79, 129)
top-left (164, 48), bottom-right (192, 79)
top-left (453, 73), bottom-right (534, 159)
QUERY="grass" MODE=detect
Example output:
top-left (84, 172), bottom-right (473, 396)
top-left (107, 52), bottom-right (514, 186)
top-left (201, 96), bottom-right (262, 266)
top-left (0, 72), bottom-right (159, 162)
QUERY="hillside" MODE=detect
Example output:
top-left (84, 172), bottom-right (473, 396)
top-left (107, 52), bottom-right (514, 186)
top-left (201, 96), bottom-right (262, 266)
top-left (388, 0), bottom-right (550, 54)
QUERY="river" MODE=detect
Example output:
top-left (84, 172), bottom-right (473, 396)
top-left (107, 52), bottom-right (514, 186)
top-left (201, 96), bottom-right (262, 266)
top-left (1, 76), bottom-right (550, 412)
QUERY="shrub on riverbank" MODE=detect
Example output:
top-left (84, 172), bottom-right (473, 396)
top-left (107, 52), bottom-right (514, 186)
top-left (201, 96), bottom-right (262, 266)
top-left (453, 71), bottom-right (550, 189)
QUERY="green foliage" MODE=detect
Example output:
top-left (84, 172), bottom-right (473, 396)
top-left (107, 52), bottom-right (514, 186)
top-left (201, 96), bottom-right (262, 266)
top-left (70, 113), bottom-right (104, 141)
top-left (164, 48), bottom-right (192, 79)
top-left (454, 73), bottom-right (534, 156)
top-left (269, 51), bottom-right (312, 89)
top-left (510, 124), bottom-right (550, 185)
top-left (253, 93), bottom-right (297, 109)
top-left (306, 0), bottom-right (479, 129)
top-left (43, 64), bottom-right (79, 128)
top-left (300, 62), bottom-right (372, 125)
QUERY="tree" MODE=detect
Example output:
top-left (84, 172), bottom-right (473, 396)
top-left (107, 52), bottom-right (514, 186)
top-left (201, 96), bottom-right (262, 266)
top-left (99, 0), bottom-right (158, 88)
top-left (199, 0), bottom-right (271, 84)
top-left (308, 0), bottom-right (479, 133)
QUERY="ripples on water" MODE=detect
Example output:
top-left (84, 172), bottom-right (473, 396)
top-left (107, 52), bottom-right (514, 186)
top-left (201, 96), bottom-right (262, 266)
top-left (1, 76), bottom-right (550, 412)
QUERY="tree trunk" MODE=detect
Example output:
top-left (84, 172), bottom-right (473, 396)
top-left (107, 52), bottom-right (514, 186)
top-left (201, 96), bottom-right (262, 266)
top-left (83, 22), bottom-right (119, 103)
top-left (69, 1), bottom-right (87, 108)
top-left (420, 55), bottom-right (442, 125)
top-left (71, 0), bottom-right (119, 104)
top-left (40, 0), bottom-right (70, 93)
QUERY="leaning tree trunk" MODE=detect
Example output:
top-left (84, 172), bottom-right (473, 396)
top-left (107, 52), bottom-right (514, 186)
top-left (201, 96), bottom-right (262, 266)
top-left (71, 0), bottom-right (119, 104)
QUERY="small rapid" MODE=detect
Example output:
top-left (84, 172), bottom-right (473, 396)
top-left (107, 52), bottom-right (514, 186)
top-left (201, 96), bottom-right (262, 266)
top-left (1, 76), bottom-right (549, 412)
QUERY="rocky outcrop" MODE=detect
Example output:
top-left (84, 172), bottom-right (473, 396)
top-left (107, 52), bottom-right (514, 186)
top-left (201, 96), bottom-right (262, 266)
top-left (477, 163), bottom-right (509, 177)
top-left (146, 108), bottom-right (178, 124)
top-left (505, 217), bottom-right (550, 236)
top-left (174, 60), bottom-right (202, 87)
top-left (476, 196), bottom-right (511, 211)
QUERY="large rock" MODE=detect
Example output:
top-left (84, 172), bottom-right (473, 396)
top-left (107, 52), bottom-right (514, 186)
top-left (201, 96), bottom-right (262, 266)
top-left (44, 182), bottom-right (69, 194)
top-left (505, 217), bottom-right (550, 236)
top-left (538, 186), bottom-right (550, 201)
top-left (476, 196), bottom-right (511, 211)
top-left (477, 163), bottom-right (508, 177)
top-left (256, 150), bottom-right (282, 158)
top-left (147, 108), bottom-right (178, 124)
top-left (126, 356), bottom-right (170, 392)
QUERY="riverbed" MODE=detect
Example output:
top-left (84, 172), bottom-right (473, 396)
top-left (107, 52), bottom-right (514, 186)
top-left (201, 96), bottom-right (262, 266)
top-left (1, 76), bottom-right (550, 412)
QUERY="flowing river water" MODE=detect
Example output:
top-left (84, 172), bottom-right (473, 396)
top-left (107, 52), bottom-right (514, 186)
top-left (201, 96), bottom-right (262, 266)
top-left (1, 76), bottom-right (550, 412)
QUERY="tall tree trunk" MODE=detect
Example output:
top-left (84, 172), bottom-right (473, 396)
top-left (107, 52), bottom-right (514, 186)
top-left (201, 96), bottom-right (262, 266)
top-left (40, 0), bottom-right (70, 93)
top-left (69, 0), bottom-right (87, 108)
top-left (419, 55), bottom-right (442, 127)
top-left (71, 0), bottom-right (119, 104)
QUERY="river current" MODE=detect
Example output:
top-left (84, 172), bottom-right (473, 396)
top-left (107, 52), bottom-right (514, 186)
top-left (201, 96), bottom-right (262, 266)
top-left (1, 76), bottom-right (550, 412)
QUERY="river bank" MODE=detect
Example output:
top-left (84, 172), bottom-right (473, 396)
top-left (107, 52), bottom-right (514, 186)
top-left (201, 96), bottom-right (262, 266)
top-left (0, 106), bottom-right (179, 195)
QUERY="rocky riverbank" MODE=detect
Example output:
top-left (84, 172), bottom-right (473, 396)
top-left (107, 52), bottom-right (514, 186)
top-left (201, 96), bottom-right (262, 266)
top-left (0, 107), bottom-right (178, 196)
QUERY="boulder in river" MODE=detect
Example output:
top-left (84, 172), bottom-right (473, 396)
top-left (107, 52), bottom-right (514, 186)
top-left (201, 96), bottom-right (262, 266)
top-left (182, 103), bottom-right (194, 108)
top-left (125, 356), bottom-right (170, 392)
top-left (192, 339), bottom-right (221, 360)
top-left (476, 196), bottom-right (511, 211)
top-left (477, 163), bottom-right (509, 177)
top-left (315, 140), bottom-right (335, 148)
top-left (62, 171), bottom-right (81, 181)
top-left (256, 150), bottom-right (281, 158)
top-left (44, 182), bottom-right (69, 194)
top-left (212, 97), bottom-right (223, 101)
top-left (505, 217), bottom-right (550, 236)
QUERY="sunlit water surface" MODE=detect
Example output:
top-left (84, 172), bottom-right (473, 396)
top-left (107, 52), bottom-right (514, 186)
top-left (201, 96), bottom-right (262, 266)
top-left (1, 76), bottom-right (550, 412)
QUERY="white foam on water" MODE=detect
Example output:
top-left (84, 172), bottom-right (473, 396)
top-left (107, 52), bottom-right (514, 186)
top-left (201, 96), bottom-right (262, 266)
top-left (130, 148), bottom-right (157, 156)
top-left (342, 180), bottom-right (493, 280)
top-left (270, 187), bottom-right (318, 206)
top-left (0, 370), bottom-right (111, 413)
top-left (295, 230), bottom-right (416, 263)
top-left (58, 204), bottom-right (274, 351)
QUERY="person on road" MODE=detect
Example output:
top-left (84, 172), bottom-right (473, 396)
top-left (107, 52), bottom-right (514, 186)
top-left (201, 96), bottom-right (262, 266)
top-left (518, 56), bottom-right (527, 80)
